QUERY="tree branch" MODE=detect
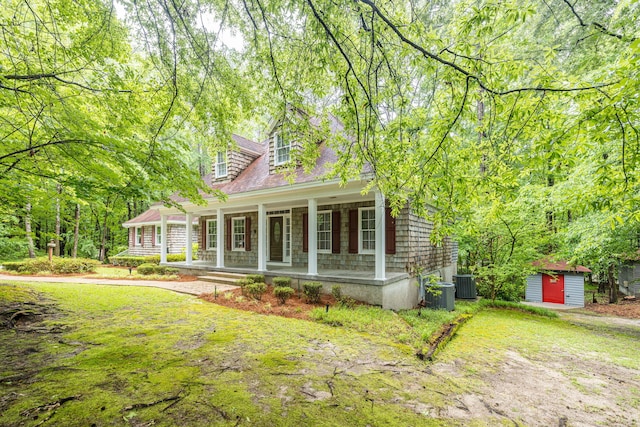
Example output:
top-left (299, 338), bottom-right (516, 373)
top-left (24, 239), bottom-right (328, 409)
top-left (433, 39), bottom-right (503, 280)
top-left (561, 0), bottom-right (635, 42)
top-left (357, 0), bottom-right (617, 96)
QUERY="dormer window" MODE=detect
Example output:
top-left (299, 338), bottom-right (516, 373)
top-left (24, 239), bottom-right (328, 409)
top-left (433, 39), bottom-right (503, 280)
top-left (274, 133), bottom-right (290, 166)
top-left (215, 151), bottom-right (227, 178)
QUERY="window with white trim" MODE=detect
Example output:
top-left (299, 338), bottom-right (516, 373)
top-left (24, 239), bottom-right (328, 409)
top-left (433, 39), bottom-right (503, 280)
top-left (274, 133), bottom-right (290, 166)
top-left (135, 227), bottom-right (142, 246)
top-left (317, 211), bottom-right (331, 253)
top-left (206, 219), bottom-right (217, 250)
top-left (215, 151), bottom-right (227, 178)
top-left (359, 208), bottom-right (375, 253)
top-left (155, 226), bottom-right (162, 245)
top-left (232, 217), bottom-right (245, 250)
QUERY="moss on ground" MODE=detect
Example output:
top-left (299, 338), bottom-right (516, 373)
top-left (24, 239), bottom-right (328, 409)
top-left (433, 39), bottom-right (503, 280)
top-left (2, 282), bottom-right (638, 426)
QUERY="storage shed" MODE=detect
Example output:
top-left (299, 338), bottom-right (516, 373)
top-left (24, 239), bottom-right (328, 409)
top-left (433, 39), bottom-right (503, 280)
top-left (525, 260), bottom-right (591, 307)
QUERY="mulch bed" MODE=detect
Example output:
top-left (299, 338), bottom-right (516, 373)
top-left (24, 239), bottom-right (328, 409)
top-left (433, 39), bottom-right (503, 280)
top-left (584, 298), bottom-right (640, 319)
top-left (199, 285), bottom-right (337, 320)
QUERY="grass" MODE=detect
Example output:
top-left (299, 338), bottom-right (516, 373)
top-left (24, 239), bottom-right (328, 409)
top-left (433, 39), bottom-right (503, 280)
top-left (0, 282), bottom-right (449, 426)
top-left (310, 299), bottom-right (554, 352)
top-left (2, 282), bottom-right (638, 426)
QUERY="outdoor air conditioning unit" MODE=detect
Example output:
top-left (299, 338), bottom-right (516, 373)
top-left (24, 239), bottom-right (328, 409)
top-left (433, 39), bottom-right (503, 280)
top-left (454, 274), bottom-right (477, 299)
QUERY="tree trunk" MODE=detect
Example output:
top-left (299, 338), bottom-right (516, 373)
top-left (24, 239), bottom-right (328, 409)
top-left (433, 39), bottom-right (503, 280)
top-left (25, 202), bottom-right (36, 258)
top-left (98, 207), bottom-right (109, 262)
top-left (608, 264), bottom-right (618, 304)
top-left (72, 204), bottom-right (80, 258)
top-left (54, 184), bottom-right (61, 256)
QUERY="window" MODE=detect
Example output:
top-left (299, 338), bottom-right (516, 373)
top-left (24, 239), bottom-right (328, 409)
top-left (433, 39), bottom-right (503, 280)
top-left (135, 227), bottom-right (142, 246)
top-left (317, 211), bottom-right (331, 252)
top-left (284, 216), bottom-right (291, 260)
top-left (215, 151), bottom-right (227, 178)
top-left (206, 219), bottom-right (217, 250)
top-left (274, 133), bottom-right (290, 166)
top-left (232, 217), bottom-right (245, 250)
top-left (359, 208), bottom-right (375, 253)
top-left (155, 226), bottom-right (162, 246)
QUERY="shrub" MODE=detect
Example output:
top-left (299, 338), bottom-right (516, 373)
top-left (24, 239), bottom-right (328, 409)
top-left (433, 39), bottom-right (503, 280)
top-left (1, 262), bottom-right (21, 271)
top-left (274, 286), bottom-right (295, 304)
top-left (137, 263), bottom-right (158, 275)
top-left (303, 281), bottom-right (323, 304)
top-left (273, 276), bottom-right (292, 287)
top-left (330, 285), bottom-right (356, 308)
top-left (246, 282), bottom-right (267, 301)
top-left (136, 263), bottom-right (178, 276)
top-left (51, 257), bottom-right (100, 273)
top-left (246, 274), bottom-right (265, 283)
top-left (1, 256), bottom-right (99, 274)
top-left (111, 253), bottom-right (191, 267)
top-left (111, 256), bottom-right (152, 267)
top-left (235, 278), bottom-right (254, 295)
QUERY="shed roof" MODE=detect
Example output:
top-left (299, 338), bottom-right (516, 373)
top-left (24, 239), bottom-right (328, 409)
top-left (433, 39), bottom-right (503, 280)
top-left (533, 258), bottom-right (591, 273)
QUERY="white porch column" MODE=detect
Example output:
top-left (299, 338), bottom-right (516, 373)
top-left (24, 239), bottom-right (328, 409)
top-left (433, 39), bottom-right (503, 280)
top-left (375, 190), bottom-right (386, 280)
top-left (216, 208), bottom-right (224, 268)
top-left (160, 214), bottom-right (168, 264)
top-left (258, 204), bottom-right (267, 272)
top-left (308, 198), bottom-right (318, 276)
top-left (185, 213), bottom-right (193, 266)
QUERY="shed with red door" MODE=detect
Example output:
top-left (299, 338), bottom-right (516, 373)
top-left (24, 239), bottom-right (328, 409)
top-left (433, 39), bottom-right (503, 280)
top-left (525, 260), bottom-right (591, 307)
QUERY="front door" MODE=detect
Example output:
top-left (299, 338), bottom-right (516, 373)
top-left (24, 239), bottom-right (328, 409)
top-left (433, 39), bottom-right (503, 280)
top-left (269, 216), bottom-right (283, 262)
top-left (542, 273), bottom-right (564, 304)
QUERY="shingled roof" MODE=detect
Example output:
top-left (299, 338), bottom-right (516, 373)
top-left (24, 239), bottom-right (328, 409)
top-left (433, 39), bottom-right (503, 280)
top-left (170, 114), bottom-right (351, 204)
top-left (532, 258), bottom-right (591, 273)
top-left (123, 209), bottom-right (198, 227)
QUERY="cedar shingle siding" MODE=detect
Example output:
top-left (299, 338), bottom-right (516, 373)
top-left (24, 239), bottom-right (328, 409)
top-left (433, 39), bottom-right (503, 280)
top-left (212, 149), bottom-right (259, 183)
top-left (127, 224), bottom-right (199, 256)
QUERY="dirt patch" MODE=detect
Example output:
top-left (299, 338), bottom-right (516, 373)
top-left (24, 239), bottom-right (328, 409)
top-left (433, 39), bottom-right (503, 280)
top-left (432, 314), bottom-right (640, 427)
top-left (584, 298), bottom-right (640, 319)
top-left (199, 285), bottom-right (337, 320)
top-left (438, 349), bottom-right (640, 426)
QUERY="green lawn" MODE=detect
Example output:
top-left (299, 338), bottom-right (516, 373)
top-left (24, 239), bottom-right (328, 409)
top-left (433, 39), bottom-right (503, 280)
top-left (1, 281), bottom-right (638, 426)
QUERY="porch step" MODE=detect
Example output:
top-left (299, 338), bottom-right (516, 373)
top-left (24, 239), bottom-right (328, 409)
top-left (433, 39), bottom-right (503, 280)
top-left (197, 271), bottom-right (248, 285)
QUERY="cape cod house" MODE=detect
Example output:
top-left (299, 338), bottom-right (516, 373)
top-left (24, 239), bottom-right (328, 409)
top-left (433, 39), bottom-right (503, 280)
top-left (122, 209), bottom-right (199, 256)
top-left (153, 121), bottom-right (457, 310)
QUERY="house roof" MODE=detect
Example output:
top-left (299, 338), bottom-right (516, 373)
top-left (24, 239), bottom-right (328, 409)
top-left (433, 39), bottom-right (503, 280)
top-left (170, 115), bottom-right (349, 204)
top-left (122, 209), bottom-right (198, 227)
top-left (532, 258), bottom-right (591, 273)
top-left (232, 134), bottom-right (263, 156)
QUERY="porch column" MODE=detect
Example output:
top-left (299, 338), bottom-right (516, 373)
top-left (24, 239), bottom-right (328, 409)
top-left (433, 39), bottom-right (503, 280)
top-left (160, 214), bottom-right (168, 264)
top-left (216, 208), bottom-right (224, 268)
top-left (375, 190), bottom-right (386, 280)
top-left (185, 213), bottom-right (193, 266)
top-left (258, 203), bottom-right (266, 272)
top-left (308, 198), bottom-right (318, 276)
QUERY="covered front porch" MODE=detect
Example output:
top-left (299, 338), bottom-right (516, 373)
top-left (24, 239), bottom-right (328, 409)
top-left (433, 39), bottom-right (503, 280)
top-left (157, 180), bottom-right (392, 280)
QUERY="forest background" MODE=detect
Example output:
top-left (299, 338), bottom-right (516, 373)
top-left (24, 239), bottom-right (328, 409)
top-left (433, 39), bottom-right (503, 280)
top-left (1, 0), bottom-right (639, 301)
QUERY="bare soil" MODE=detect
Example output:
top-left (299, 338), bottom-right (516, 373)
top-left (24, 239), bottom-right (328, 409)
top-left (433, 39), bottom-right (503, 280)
top-left (200, 285), bottom-right (338, 320)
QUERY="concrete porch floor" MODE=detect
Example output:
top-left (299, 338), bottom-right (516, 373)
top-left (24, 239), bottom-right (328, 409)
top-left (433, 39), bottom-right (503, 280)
top-left (166, 260), bottom-right (409, 286)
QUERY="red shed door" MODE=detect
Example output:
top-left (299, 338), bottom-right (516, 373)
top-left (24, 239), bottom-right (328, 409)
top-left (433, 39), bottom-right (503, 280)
top-left (542, 274), bottom-right (564, 304)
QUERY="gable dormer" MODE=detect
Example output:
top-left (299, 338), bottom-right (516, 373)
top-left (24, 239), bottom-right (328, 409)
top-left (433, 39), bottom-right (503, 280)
top-left (268, 126), bottom-right (305, 175)
top-left (212, 134), bottom-right (262, 183)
